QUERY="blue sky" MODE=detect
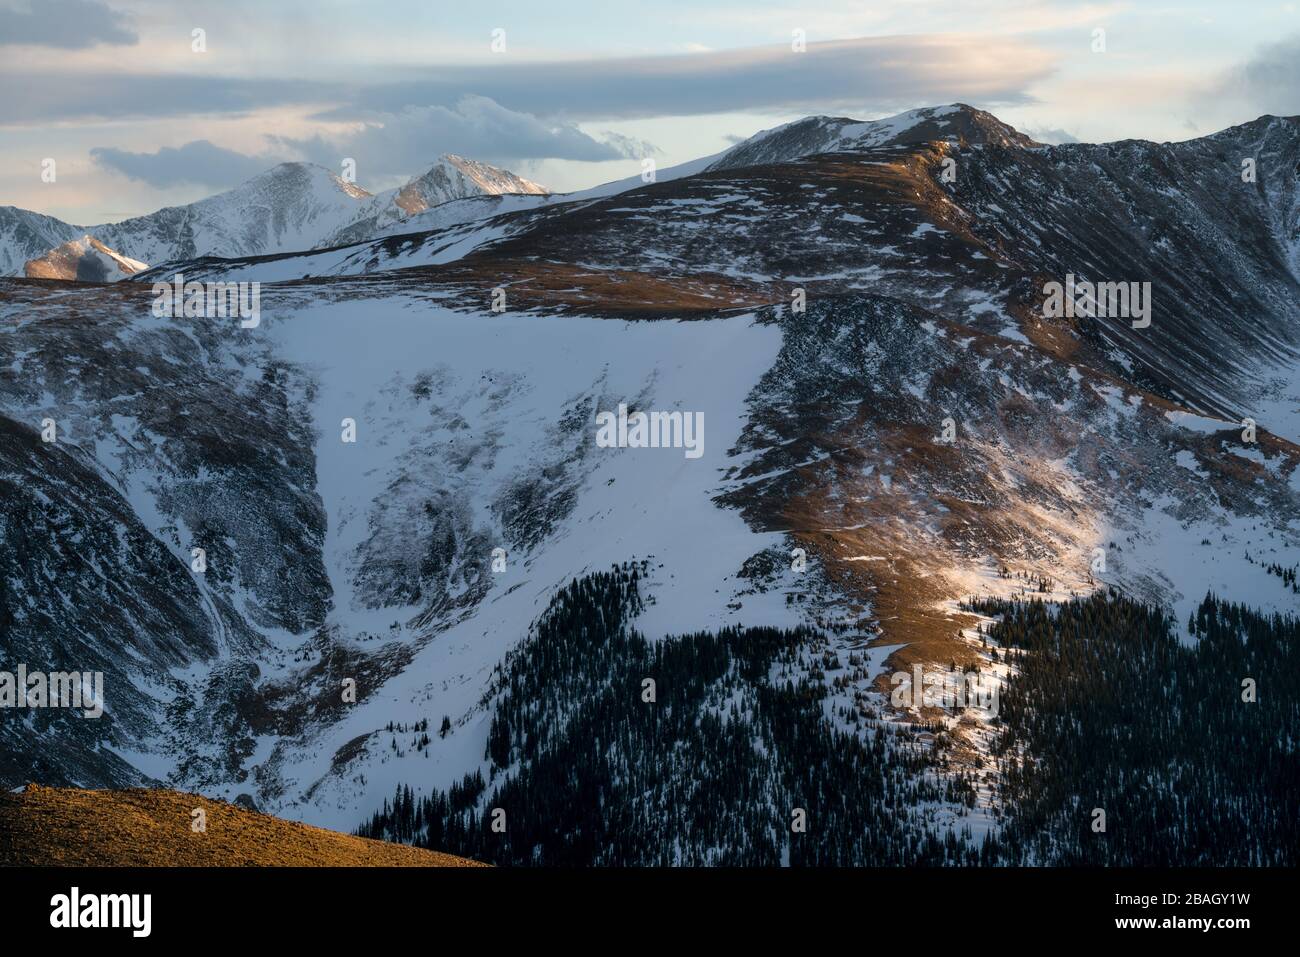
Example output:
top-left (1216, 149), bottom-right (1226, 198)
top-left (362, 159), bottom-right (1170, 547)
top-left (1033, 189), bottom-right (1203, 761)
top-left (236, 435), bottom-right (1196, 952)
top-left (4, 0), bottom-right (1300, 224)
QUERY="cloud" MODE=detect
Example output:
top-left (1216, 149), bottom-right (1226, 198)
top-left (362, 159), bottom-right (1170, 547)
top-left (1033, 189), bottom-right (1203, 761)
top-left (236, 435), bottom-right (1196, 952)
top-left (87, 97), bottom-right (654, 191)
top-left (1211, 33), bottom-right (1300, 117)
top-left (0, 0), bottom-right (136, 48)
top-left (1024, 125), bottom-right (1079, 144)
top-left (272, 96), bottom-right (651, 181)
top-left (91, 140), bottom-right (282, 189)
top-left (594, 131), bottom-right (661, 159)
top-left (333, 35), bottom-right (1056, 122)
top-left (0, 74), bottom-right (343, 125)
top-left (2, 33), bottom-right (1053, 126)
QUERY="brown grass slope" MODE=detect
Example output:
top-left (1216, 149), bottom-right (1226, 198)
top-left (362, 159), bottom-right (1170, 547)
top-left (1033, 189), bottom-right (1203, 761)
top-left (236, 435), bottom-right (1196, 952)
top-left (0, 785), bottom-right (484, 867)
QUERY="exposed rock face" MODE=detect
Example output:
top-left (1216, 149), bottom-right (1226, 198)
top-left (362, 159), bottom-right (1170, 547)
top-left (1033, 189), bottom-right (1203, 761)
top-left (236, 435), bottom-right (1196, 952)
top-left (319, 154), bottom-right (549, 248)
top-left (0, 206), bottom-right (82, 277)
top-left (24, 234), bottom-right (147, 281)
top-left (394, 154), bottom-right (548, 215)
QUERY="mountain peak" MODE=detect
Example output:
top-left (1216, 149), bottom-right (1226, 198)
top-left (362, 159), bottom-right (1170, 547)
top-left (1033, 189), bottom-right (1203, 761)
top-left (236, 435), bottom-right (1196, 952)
top-left (24, 232), bottom-right (146, 282)
top-left (244, 161), bottom-right (373, 200)
top-left (393, 155), bottom-right (548, 216)
top-left (709, 103), bottom-right (1038, 172)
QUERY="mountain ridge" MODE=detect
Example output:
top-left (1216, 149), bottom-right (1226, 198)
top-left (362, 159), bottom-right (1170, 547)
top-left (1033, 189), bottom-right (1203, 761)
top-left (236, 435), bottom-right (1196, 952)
top-left (24, 233), bottom-right (147, 281)
top-left (0, 155), bottom-right (550, 277)
top-left (8, 105), bottom-right (1297, 281)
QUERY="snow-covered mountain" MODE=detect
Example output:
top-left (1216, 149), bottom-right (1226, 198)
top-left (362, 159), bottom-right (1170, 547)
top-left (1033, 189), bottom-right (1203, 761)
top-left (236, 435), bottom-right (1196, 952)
top-left (91, 162), bottom-right (375, 266)
top-left (3, 105), bottom-right (1299, 863)
top-left (318, 154), bottom-right (547, 248)
top-left (0, 206), bottom-right (83, 277)
top-left (0, 107), bottom-right (1034, 281)
top-left (24, 234), bottom-right (147, 281)
top-left (1, 156), bottom-right (548, 277)
top-left (2, 106), bottom-right (1027, 280)
top-left (707, 103), bottom-right (1038, 171)
top-left (395, 154), bottom-right (547, 210)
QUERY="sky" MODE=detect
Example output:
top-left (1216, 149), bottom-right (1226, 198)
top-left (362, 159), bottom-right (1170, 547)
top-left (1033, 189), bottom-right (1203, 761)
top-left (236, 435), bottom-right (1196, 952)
top-left (3, 0), bottom-right (1300, 225)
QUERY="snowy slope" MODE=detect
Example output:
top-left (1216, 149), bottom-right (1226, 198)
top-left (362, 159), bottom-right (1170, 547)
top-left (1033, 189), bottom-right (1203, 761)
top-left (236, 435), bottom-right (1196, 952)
top-left (131, 208), bottom-right (525, 284)
top-left (0, 275), bottom-right (813, 825)
top-left (255, 301), bottom-right (800, 826)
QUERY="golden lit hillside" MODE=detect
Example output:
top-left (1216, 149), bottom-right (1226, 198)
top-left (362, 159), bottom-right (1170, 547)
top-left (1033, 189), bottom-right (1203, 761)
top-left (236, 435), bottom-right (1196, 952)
top-left (0, 784), bottom-right (484, 867)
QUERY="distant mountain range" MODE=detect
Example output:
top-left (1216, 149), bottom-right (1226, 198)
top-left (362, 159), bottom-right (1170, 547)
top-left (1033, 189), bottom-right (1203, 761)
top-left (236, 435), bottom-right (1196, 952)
top-left (0, 105), bottom-right (1031, 280)
top-left (1, 154), bottom-right (549, 279)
